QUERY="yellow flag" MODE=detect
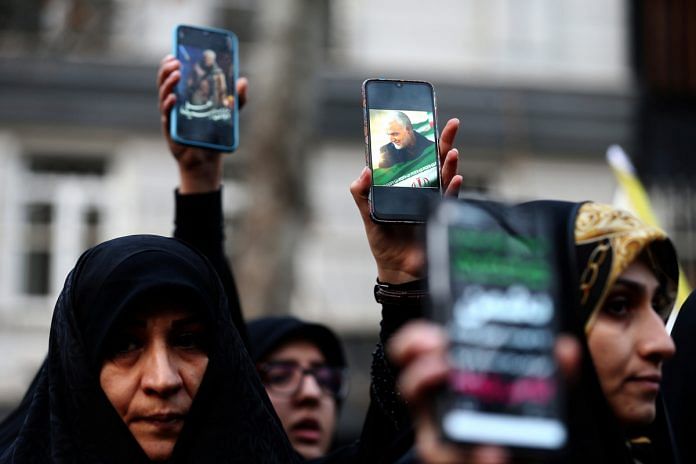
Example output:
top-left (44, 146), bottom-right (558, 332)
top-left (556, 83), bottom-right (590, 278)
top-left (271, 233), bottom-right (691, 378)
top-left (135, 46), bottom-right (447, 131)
top-left (606, 145), bottom-right (691, 332)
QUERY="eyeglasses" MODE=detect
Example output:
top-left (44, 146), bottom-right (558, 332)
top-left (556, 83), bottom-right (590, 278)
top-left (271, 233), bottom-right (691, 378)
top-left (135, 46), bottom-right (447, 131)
top-left (257, 361), bottom-right (348, 400)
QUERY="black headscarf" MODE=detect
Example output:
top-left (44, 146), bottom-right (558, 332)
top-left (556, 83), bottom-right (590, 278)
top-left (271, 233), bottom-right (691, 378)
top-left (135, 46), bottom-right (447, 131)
top-left (0, 235), bottom-right (300, 463)
top-left (247, 316), bottom-right (347, 368)
top-left (663, 290), bottom-right (696, 464)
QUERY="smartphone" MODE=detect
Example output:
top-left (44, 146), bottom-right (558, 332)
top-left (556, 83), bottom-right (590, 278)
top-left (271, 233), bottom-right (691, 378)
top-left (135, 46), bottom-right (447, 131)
top-left (171, 25), bottom-right (239, 152)
top-left (362, 79), bottom-right (441, 223)
top-left (427, 200), bottom-right (567, 454)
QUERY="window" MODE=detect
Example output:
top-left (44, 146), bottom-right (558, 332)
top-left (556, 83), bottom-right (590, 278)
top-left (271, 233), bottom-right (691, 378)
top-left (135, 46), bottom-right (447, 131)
top-left (28, 155), bottom-right (106, 176)
top-left (23, 203), bottom-right (52, 295)
top-left (18, 153), bottom-right (106, 297)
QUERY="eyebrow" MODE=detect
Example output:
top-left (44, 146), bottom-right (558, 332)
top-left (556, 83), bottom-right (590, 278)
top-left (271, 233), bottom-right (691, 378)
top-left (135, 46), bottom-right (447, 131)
top-left (120, 314), bottom-right (204, 330)
top-left (171, 315), bottom-right (205, 329)
top-left (612, 278), bottom-right (646, 292)
top-left (612, 277), bottom-right (661, 296)
top-left (265, 358), bottom-right (328, 367)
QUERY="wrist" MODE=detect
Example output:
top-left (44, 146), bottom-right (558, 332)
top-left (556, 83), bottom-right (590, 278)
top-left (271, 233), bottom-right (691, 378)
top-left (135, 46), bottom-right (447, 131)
top-left (377, 268), bottom-right (423, 285)
top-left (178, 164), bottom-right (222, 194)
top-left (374, 278), bottom-right (428, 306)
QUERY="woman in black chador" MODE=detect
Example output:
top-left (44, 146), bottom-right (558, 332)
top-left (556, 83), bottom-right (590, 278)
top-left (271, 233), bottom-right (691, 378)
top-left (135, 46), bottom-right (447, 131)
top-left (0, 235), bottom-right (299, 463)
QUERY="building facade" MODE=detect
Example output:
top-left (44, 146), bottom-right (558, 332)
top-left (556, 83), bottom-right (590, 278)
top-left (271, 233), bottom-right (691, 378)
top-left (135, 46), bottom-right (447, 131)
top-left (6, 0), bottom-right (679, 443)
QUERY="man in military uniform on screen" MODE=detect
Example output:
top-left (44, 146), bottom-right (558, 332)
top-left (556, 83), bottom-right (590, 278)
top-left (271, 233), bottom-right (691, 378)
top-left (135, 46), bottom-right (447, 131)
top-left (190, 49), bottom-right (227, 107)
top-left (378, 111), bottom-right (433, 168)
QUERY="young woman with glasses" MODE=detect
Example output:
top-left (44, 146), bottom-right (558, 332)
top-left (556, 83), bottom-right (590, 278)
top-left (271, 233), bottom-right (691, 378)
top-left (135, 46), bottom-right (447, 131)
top-left (248, 316), bottom-right (348, 460)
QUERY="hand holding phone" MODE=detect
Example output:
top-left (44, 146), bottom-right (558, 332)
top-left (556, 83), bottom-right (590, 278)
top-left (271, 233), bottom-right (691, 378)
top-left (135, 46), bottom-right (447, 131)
top-left (350, 119), bottom-right (462, 284)
top-left (158, 54), bottom-right (247, 193)
top-left (362, 79), bottom-right (443, 223)
top-left (170, 25), bottom-right (239, 153)
top-left (389, 321), bottom-right (513, 464)
top-left (388, 320), bottom-right (580, 463)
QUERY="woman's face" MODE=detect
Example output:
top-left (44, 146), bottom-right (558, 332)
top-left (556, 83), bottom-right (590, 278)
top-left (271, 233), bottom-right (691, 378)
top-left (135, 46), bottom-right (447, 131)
top-left (261, 340), bottom-right (338, 460)
top-left (99, 304), bottom-right (209, 461)
top-left (587, 259), bottom-right (675, 427)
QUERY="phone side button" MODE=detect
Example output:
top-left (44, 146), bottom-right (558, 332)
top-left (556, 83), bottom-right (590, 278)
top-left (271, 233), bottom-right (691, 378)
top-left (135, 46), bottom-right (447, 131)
top-left (364, 138), bottom-right (370, 166)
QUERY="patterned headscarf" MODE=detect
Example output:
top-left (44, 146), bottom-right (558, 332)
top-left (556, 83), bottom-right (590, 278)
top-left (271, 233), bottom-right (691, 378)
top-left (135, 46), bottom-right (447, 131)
top-left (574, 202), bottom-right (678, 333)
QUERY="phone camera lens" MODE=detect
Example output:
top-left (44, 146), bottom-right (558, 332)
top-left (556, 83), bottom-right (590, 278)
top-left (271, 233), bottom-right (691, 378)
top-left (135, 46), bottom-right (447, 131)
top-left (396, 82), bottom-right (403, 88)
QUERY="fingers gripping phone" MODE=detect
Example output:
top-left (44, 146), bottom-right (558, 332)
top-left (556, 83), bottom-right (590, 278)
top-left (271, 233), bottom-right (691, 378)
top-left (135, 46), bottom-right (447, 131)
top-left (427, 200), bottom-right (567, 455)
top-left (171, 25), bottom-right (239, 152)
top-left (362, 79), bottom-right (441, 223)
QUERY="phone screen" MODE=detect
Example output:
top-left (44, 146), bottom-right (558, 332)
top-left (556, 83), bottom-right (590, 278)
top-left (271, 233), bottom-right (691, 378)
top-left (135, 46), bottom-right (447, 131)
top-left (172, 25), bottom-right (238, 152)
top-left (428, 200), bottom-right (567, 453)
top-left (363, 79), bottom-right (440, 222)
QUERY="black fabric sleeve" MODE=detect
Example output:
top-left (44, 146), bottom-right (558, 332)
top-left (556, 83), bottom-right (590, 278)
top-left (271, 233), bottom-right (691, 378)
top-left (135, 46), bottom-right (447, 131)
top-left (371, 279), bottom-right (427, 431)
top-left (174, 189), bottom-right (249, 348)
top-left (360, 280), bottom-right (427, 462)
top-left (377, 278), bottom-right (428, 345)
top-left (316, 280), bottom-right (427, 464)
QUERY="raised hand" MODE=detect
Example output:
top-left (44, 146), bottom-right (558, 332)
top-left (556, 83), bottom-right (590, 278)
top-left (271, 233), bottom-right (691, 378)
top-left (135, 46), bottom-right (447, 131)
top-left (350, 118), bottom-right (463, 284)
top-left (389, 321), bottom-right (581, 464)
top-left (156, 54), bottom-right (248, 193)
